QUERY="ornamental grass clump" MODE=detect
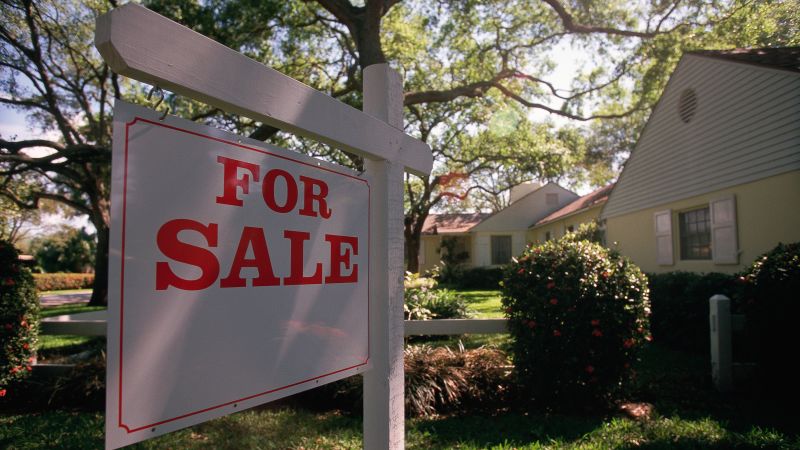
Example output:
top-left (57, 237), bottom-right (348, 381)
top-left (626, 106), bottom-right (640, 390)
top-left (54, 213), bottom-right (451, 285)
top-left (502, 238), bottom-right (650, 410)
top-left (0, 239), bottom-right (39, 399)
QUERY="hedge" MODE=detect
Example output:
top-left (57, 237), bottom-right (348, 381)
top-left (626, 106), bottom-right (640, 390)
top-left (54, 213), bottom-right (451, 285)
top-left (646, 271), bottom-right (738, 354)
top-left (1, 240), bottom-right (40, 398)
top-left (33, 273), bottom-right (94, 292)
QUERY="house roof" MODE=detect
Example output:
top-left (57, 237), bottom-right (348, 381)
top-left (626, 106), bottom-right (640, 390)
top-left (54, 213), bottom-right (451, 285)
top-left (421, 213), bottom-right (490, 235)
top-left (531, 183), bottom-right (614, 228)
top-left (690, 47), bottom-right (800, 73)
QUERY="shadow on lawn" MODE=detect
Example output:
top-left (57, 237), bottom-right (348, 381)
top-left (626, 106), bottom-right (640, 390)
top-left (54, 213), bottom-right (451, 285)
top-left (412, 412), bottom-right (604, 448)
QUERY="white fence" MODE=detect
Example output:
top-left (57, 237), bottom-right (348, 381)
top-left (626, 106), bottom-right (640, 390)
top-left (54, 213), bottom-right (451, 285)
top-left (40, 312), bottom-right (510, 337)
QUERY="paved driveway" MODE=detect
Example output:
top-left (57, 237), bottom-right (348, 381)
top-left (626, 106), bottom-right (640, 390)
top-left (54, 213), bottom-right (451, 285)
top-left (39, 292), bottom-right (92, 306)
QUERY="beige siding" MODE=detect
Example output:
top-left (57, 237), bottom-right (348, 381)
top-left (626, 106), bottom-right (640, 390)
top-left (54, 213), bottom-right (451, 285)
top-left (604, 55), bottom-right (800, 219)
top-left (606, 170), bottom-right (800, 274)
top-left (472, 183), bottom-right (578, 232)
top-left (418, 234), bottom-right (476, 275)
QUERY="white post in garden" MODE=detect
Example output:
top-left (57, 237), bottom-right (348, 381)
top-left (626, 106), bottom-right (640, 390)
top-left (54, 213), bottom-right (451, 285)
top-left (709, 294), bottom-right (733, 392)
top-left (362, 64), bottom-right (406, 449)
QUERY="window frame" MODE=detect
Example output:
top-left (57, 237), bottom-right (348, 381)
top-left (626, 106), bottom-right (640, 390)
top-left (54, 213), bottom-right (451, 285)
top-left (490, 235), bottom-right (513, 265)
top-left (679, 206), bottom-right (712, 260)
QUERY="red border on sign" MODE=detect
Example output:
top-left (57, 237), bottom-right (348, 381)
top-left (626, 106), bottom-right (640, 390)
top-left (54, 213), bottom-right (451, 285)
top-left (118, 117), bottom-right (370, 433)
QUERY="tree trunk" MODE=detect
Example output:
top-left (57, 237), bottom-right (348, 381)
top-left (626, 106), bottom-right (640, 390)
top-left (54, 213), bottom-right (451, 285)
top-left (89, 223), bottom-right (109, 306)
top-left (404, 222), bottom-right (420, 274)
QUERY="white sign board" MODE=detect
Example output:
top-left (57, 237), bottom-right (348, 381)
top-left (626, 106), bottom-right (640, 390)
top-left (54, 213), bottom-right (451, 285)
top-left (106, 101), bottom-right (370, 448)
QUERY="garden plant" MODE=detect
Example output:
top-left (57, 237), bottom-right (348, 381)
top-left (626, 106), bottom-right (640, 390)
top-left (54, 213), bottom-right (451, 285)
top-left (502, 235), bottom-right (650, 410)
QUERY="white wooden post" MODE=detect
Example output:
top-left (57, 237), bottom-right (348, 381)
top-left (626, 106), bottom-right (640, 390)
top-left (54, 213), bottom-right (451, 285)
top-left (362, 64), bottom-right (406, 450)
top-left (709, 294), bottom-right (733, 392)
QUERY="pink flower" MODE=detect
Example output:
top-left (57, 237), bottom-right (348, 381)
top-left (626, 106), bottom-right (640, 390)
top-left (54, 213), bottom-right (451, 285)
top-left (527, 321), bottom-right (537, 329)
top-left (592, 329), bottom-right (603, 337)
top-left (591, 319), bottom-right (600, 326)
top-left (585, 365), bottom-right (595, 374)
top-left (22, 343), bottom-right (29, 350)
top-left (546, 281), bottom-right (556, 289)
top-left (517, 268), bottom-right (525, 275)
top-left (3, 324), bottom-right (11, 331)
top-left (0, 389), bottom-right (6, 397)
top-left (623, 339), bottom-right (634, 349)
top-left (549, 298), bottom-right (558, 305)
top-left (553, 329), bottom-right (562, 337)
top-left (601, 271), bottom-right (610, 279)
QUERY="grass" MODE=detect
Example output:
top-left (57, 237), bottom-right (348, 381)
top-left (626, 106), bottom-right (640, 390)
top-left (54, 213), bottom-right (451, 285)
top-left (36, 302), bottom-right (106, 361)
top-left (39, 288), bottom-right (93, 296)
top-left (459, 289), bottom-right (503, 318)
top-left (3, 405), bottom-right (798, 449)
top-left (39, 303), bottom-right (105, 319)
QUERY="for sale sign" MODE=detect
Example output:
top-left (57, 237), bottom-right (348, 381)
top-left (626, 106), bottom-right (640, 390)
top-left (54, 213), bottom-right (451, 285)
top-left (106, 101), bottom-right (370, 448)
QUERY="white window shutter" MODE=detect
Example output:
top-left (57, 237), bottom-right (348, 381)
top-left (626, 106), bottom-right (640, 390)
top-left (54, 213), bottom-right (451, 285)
top-left (654, 210), bottom-right (673, 265)
top-left (711, 195), bottom-right (738, 264)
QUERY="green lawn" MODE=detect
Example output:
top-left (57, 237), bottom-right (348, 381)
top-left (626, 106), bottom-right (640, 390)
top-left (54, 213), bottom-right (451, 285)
top-left (39, 303), bottom-right (105, 319)
top-left (2, 404), bottom-right (796, 449)
top-left (36, 303), bottom-right (106, 360)
top-left (459, 289), bottom-right (503, 318)
top-left (39, 288), bottom-right (93, 296)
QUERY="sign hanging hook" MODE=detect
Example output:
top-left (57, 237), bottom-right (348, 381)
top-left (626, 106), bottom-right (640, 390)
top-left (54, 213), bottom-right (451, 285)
top-left (146, 85), bottom-right (170, 120)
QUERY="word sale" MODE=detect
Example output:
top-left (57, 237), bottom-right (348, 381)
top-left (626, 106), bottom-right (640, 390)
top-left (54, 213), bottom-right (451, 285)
top-left (153, 155), bottom-right (359, 290)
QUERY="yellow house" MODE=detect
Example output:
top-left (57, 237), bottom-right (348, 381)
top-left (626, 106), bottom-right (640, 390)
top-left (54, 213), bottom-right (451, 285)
top-left (417, 182), bottom-right (578, 274)
top-left (602, 48), bottom-right (800, 274)
top-left (528, 184), bottom-right (613, 244)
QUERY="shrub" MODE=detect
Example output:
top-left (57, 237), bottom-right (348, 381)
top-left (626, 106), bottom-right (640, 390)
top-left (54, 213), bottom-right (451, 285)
top-left (0, 240), bottom-right (39, 398)
top-left (647, 271), bottom-right (738, 354)
top-left (446, 266), bottom-right (504, 290)
top-left (502, 239), bottom-right (650, 410)
top-left (739, 242), bottom-right (800, 400)
top-left (404, 273), bottom-right (471, 320)
top-left (33, 273), bottom-right (94, 291)
top-left (404, 344), bottom-right (510, 416)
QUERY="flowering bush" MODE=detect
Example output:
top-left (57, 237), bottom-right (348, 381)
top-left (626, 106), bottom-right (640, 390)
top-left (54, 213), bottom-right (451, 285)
top-left (0, 239), bottom-right (39, 398)
top-left (739, 242), bottom-right (800, 400)
top-left (502, 238), bottom-right (650, 410)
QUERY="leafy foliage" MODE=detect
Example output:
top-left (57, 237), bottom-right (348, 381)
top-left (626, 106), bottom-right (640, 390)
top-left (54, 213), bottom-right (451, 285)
top-left (404, 273), bottom-right (471, 320)
top-left (32, 273), bottom-right (94, 292)
top-left (502, 238), bottom-right (650, 410)
top-left (0, 239), bottom-right (39, 397)
top-left (30, 226), bottom-right (96, 273)
top-left (739, 242), bottom-right (800, 401)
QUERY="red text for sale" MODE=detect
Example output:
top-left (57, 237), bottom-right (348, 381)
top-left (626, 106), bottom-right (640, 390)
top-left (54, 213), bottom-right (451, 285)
top-left (155, 155), bottom-right (359, 290)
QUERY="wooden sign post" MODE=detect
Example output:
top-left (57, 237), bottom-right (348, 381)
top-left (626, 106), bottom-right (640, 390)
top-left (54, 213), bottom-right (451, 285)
top-left (96, 4), bottom-right (431, 449)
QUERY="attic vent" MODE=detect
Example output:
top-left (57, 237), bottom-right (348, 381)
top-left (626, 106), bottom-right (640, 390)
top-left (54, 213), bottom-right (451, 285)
top-left (678, 89), bottom-right (697, 123)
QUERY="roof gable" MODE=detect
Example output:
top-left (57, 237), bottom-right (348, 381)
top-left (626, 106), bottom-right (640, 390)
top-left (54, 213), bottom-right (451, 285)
top-left (532, 183), bottom-right (613, 228)
top-left (471, 183), bottom-right (578, 232)
top-left (603, 49), bottom-right (800, 218)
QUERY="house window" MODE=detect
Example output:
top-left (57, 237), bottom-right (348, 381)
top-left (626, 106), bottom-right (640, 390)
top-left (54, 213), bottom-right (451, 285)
top-left (567, 225), bottom-right (574, 233)
top-left (679, 207), bottom-right (711, 260)
top-left (544, 231), bottom-right (551, 241)
top-left (491, 235), bottom-right (512, 265)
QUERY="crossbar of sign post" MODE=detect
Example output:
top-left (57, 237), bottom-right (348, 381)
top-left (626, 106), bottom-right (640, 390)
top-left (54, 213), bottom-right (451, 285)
top-left (96, 5), bottom-right (431, 449)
